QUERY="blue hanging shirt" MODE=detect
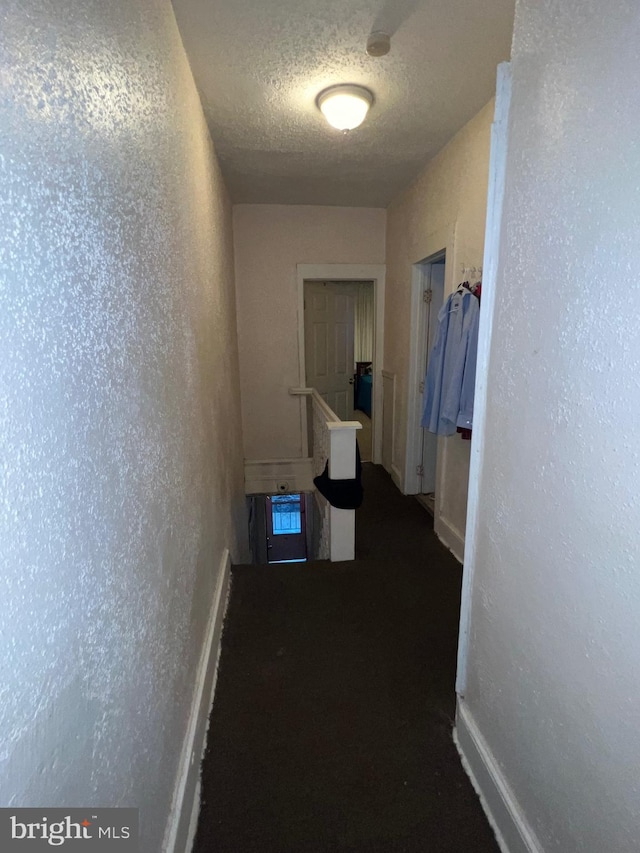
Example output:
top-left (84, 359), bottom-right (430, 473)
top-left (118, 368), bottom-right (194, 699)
top-left (421, 289), bottom-right (479, 435)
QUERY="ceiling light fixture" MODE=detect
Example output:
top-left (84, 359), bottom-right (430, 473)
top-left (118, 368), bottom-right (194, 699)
top-left (316, 84), bottom-right (374, 132)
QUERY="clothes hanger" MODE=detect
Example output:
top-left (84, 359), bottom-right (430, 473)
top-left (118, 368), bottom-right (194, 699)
top-left (456, 266), bottom-right (482, 294)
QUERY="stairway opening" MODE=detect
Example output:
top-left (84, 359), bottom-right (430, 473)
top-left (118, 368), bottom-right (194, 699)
top-left (247, 492), bottom-right (324, 565)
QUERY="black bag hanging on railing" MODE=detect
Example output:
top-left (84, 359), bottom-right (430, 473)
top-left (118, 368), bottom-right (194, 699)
top-left (313, 441), bottom-right (363, 509)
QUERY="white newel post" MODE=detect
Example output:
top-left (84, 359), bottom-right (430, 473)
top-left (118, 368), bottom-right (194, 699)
top-left (288, 387), bottom-right (362, 562)
top-left (327, 422), bottom-right (361, 561)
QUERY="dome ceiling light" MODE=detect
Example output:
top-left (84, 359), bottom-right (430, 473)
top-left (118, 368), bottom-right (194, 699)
top-left (316, 84), bottom-right (374, 132)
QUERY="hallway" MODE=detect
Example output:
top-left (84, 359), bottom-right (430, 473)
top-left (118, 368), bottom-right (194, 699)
top-left (194, 465), bottom-right (499, 852)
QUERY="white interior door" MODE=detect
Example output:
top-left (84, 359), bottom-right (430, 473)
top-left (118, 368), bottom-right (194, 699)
top-left (304, 281), bottom-right (356, 420)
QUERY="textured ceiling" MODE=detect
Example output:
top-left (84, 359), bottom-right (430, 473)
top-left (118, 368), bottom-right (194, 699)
top-left (171, 0), bottom-right (515, 207)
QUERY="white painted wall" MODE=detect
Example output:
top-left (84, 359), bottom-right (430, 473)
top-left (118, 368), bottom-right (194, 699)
top-left (0, 1), bottom-right (246, 849)
top-left (385, 102), bottom-right (493, 546)
top-left (233, 204), bottom-right (386, 460)
top-left (459, 3), bottom-right (640, 851)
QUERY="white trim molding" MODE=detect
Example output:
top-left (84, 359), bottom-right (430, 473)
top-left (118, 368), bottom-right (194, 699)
top-left (404, 226), bottom-right (455, 496)
top-left (244, 457), bottom-right (315, 495)
top-left (434, 514), bottom-right (464, 564)
top-left (456, 62), bottom-right (512, 696)
top-left (454, 701), bottom-right (544, 853)
top-left (163, 550), bottom-right (232, 853)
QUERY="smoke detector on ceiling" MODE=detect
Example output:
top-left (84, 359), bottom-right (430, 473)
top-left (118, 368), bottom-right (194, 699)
top-left (366, 31), bottom-right (391, 57)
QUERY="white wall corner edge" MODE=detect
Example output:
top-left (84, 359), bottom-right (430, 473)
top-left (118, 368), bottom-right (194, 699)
top-left (162, 549), bottom-right (232, 853)
top-left (453, 700), bottom-right (544, 853)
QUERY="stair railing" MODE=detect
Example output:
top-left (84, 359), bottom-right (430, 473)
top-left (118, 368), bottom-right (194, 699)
top-left (289, 388), bottom-right (361, 561)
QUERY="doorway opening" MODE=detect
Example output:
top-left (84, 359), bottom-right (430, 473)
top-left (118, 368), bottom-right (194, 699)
top-left (266, 493), bottom-right (307, 563)
top-left (303, 279), bottom-right (374, 461)
top-left (247, 493), bottom-right (312, 564)
top-left (296, 263), bottom-right (385, 465)
top-left (405, 251), bottom-right (446, 509)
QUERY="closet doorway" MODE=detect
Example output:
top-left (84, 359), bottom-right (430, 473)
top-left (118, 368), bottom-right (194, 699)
top-left (405, 251), bottom-right (446, 507)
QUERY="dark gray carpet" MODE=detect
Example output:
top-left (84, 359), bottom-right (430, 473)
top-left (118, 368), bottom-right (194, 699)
top-left (193, 464), bottom-right (499, 852)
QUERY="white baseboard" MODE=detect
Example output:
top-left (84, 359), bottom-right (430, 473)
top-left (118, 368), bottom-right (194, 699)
top-left (184, 779), bottom-right (201, 853)
top-left (244, 458), bottom-right (314, 495)
top-left (390, 463), bottom-right (403, 492)
top-left (163, 549), bottom-right (232, 853)
top-left (435, 513), bottom-right (465, 563)
top-left (454, 700), bottom-right (544, 853)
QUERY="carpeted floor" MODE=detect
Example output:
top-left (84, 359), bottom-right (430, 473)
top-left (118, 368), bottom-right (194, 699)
top-left (193, 464), bottom-right (499, 853)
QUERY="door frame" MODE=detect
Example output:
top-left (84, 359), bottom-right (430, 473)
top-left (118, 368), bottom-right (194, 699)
top-left (456, 62), bottom-right (512, 697)
top-left (266, 493), bottom-right (307, 563)
top-left (404, 225), bottom-right (456, 496)
top-left (296, 263), bottom-right (386, 464)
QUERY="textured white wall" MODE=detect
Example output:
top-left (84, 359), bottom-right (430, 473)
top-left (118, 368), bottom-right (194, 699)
top-left (463, 2), bottom-right (640, 850)
top-left (0, 0), bottom-right (246, 848)
top-left (233, 204), bottom-right (386, 459)
top-left (385, 103), bottom-right (493, 540)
